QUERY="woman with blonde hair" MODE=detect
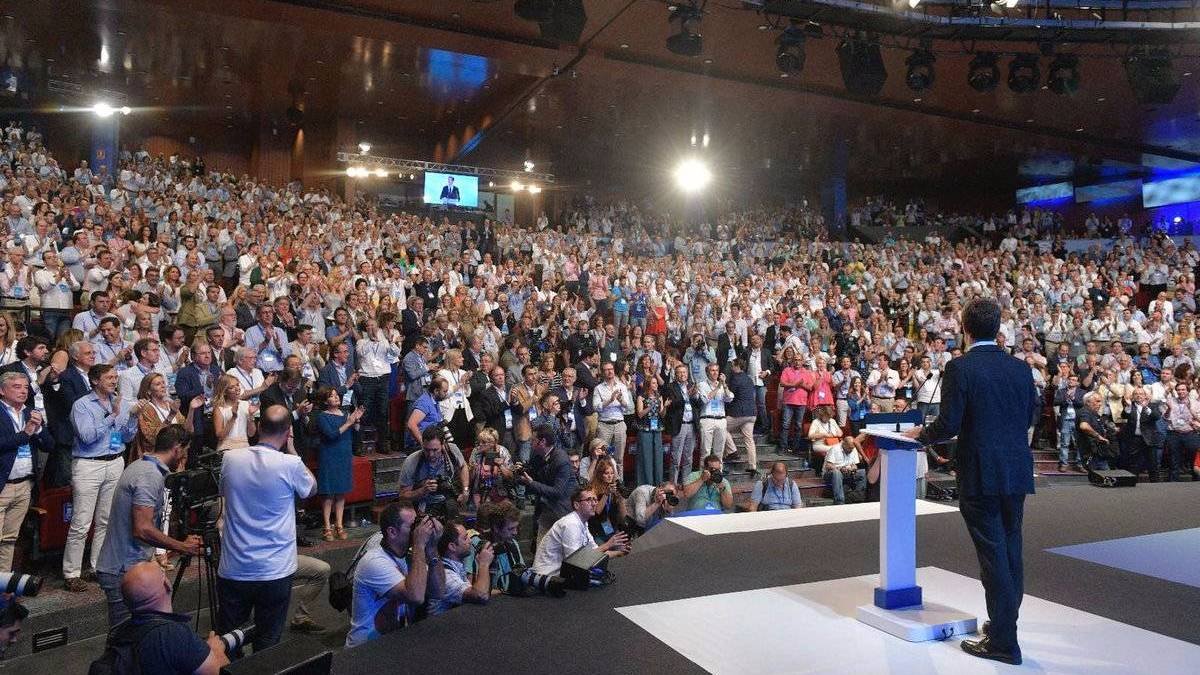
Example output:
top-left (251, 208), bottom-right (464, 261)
top-left (0, 312), bottom-right (18, 366)
top-left (212, 374), bottom-right (256, 451)
top-left (132, 372), bottom-right (202, 461)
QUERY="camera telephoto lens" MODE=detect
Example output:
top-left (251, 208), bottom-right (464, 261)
top-left (0, 572), bottom-right (43, 597)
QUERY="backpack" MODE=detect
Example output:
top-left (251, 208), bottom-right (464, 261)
top-left (88, 616), bottom-right (175, 675)
top-left (329, 539), bottom-right (371, 613)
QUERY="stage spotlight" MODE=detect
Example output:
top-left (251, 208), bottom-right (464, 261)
top-left (511, 180), bottom-right (524, 191)
top-left (908, 0), bottom-right (921, 7)
top-left (372, 168), bottom-right (388, 178)
top-left (775, 27), bottom-right (806, 76)
top-left (1047, 54), bottom-right (1080, 95)
top-left (528, 184), bottom-right (542, 194)
top-left (92, 102), bottom-right (115, 118)
top-left (905, 48), bottom-right (935, 92)
top-left (514, 0), bottom-right (554, 22)
top-left (967, 52), bottom-right (1000, 92)
top-left (1007, 53), bottom-right (1040, 93)
top-left (673, 158), bottom-right (712, 193)
top-left (666, 2), bottom-right (703, 57)
top-left (836, 34), bottom-right (886, 97)
top-left (1124, 47), bottom-right (1179, 104)
top-left (524, 159), bottom-right (535, 172)
top-left (358, 141), bottom-right (371, 154)
top-left (119, 106), bottom-right (131, 115)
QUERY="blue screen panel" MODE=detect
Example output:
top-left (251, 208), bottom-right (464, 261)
top-left (1143, 175), bottom-right (1200, 208)
top-left (1075, 179), bottom-right (1142, 203)
top-left (1016, 182), bottom-right (1073, 204)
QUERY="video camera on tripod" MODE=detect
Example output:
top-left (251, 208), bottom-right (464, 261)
top-left (164, 447), bottom-right (222, 530)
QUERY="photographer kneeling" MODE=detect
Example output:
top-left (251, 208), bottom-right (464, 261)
top-left (682, 455), bottom-right (733, 512)
top-left (346, 500), bottom-right (443, 648)
top-left (96, 424), bottom-right (202, 628)
top-left (750, 462), bottom-right (804, 511)
top-left (531, 488), bottom-right (629, 578)
top-left (398, 427), bottom-right (469, 514)
top-left (93, 561), bottom-right (229, 674)
top-left (625, 481), bottom-right (679, 532)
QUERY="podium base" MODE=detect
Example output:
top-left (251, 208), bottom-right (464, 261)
top-left (856, 603), bottom-right (978, 643)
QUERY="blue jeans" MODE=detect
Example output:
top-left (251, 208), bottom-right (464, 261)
top-left (754, 386), bottom-right (770, 432)
top-left (1058, 416), bottom-right (1077, 465)
top-left (636, 431), bottom-right (663, 487)
top-left (97, 570), bottom-right (129, 628)
top-left (41, 309), bottom-right (72, 339)
top-left (613, 310), bottom-right (628, 337)
top-left (780, 404), bottom-right (806, 452)
top-left (917, 402), bottom-right (940, 421)
top-left (824, 468), bottom-right (865, 504)
top-left (216, 574), bottom-right (293, 653)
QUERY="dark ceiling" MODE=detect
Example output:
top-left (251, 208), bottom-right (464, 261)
top-left (2, 0), bottom-right (1198, 198)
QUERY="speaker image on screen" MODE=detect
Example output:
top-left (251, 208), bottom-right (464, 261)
top-left (561, 546), bottom-right (609, 590)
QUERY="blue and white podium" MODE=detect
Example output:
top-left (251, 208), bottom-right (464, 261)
top-left (856, 411), bottom-right (977, 642)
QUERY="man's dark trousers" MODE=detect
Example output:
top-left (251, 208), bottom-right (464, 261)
top-left (958, 494), bottom-right (1024, 653)
top-left (216, 575), bottom-right (293, 653)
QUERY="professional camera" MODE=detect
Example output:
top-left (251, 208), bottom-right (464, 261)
top-left (0, 572), bottom-right (42, 597)
top-left (706, 467), bottom-right (726, 484)
top-left (423, 475), bottom-right (462, 520)
top-left (431, 421), bottom-right (456, 447)
top-left (662, 490), bottom-right (680, 507)
top-left (506, 567), bottom-right (567, 598)
top-left (218, 624), bottom-right (257, 653)
top-left (165, 448), bottom-right (221, 510)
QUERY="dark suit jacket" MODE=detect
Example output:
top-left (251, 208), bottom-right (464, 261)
top-left (1053, 386), bottom-right (1086, 418)
top-left (476, 385), bottom-right (510, 433)
top-left (175, 362), bottom-right (223, 411)
top-left (920, 344), bottom-right (1039, 498)
top-left (317, 361), bottom-right (360, 406)
top-left (1120, 401), bottom-right (1164, 447)
top-left (663, 380), bottom-right (702, 437)
top-left (525, 446), bottom-right (574, 522)
top-left (47, 365), bottom-right (91, 446)
top-left (551, 385), bottom-right (587, 447)
top-left (0, 402), bottom-right (54, 494)
top-left (261, 382), bottom-right (313, 451)
top-left (214, 346), bottom-right (240, 372)
top-left (573, 361), bottom-right (598, 393)
top-left (716, 334), bottom-right (745, 372)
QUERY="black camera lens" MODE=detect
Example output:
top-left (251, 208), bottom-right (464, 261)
top-left (665, 493), bottom-right (679, 506)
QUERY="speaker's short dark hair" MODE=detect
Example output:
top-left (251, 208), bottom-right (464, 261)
top-left (962, 298), bottom-right (1001, 341)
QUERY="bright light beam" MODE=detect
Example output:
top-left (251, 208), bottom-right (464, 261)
top-left (673, 158), bottom-right (712, 193)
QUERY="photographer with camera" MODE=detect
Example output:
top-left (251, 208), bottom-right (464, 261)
top-left (217, 404), bottom-right (316, 652)
top-left (625, 481), bottom-right (679, 532)
top-left (517, 424), bottom-right (576, 543)
top-left (468, 428), bottom-right (513, 508)
top-left (532, 487), bottom-right (629, 578)
top-left (346, 500), bottom-right (444, 648)
top-left (398, 426), bottom-right (469, 514)
top-left (426, 522), bottom-right (493, 616)
top-left (466, 501), bottom-right (526, 594)
top-left (1078, 391), bottom-right (1118, 471)
top-left (682, 454), bottom-right (733, 512)
top-left (750, 461), bottom-right (804, 511)
top-left (91, 561), bottom-right (229, 674)
top-left (0, 371), bottom-right (53, 572)
top-left (96, 424), bottom-right (202, 627)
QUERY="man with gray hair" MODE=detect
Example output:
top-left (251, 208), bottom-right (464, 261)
top-left (0, 371), bottom-right (53, 571)
top-left (226, 346), bottom-right (275, 403)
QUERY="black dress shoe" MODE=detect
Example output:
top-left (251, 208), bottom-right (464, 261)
top-left (961, 636), bottom-right (1021, 665)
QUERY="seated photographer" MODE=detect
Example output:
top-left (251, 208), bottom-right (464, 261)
top-left (517, 424), bottom-right (576, 542)
top-left (823, 435), bottom-right (866, 505)
top-left (217, 405), bottom-right (317, 653)
top-left (406, 376), bottom-right (448, 450)
top-left (96, 424), bottom-right (203, 628)
top-left (0, 593), bottom-right (28, 660)
top-left (750, 461), bottom-right (804, 510)
top-left (398, 426), bottom-right (469, 513)
top-left (95, 561), bottom-right (229, 674)
top-left (682, 454), bottom-right (733, 512)
top-left (577, 438), bottom-right (608, 483)
top-left (531, 487), bottom-right (629, 578)
top-left (346, 500), bottom-right (444, 648)
top-left (466, 501), bottom-right (524, 594)
top-left (426, 522), bottom-right (494, 616)
top-left (468, 428), bottom-right (513, 508)
top-left (586, 456), bottom-right (629, 544)
top-left (625, 481), bottom-right (679, 532)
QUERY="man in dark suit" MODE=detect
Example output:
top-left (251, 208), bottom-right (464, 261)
top-left (1120, 387), bottom-right (1163, 482)
top-left (174, 340), bottom-right (224, 460)
top-left (517, 424), bottom-right (575, 544)
top-left (716, 323), bottom-right (745, 374)
top-left (551, 366), bottom-right (591, 450)
top-left (205, 325), bottom-right (239, 372)
top-left (907, 298), bottom-right (1039, 665)
top-left (663, 364), bottom-right (701, 485)
top-left (400, 297), bottom-right (424, 354)
top-left (260, 360), bottom-right (315, 455)
top-left (43, 340), bottom-right (96, 486)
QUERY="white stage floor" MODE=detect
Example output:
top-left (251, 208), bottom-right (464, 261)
top-left (616, 566), bottom-right (1199, 674)
top-left (667, 500), bottom-right (959, 536)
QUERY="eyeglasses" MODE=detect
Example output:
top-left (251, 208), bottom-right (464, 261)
top-left (578, 496), bottom-right (598, 503)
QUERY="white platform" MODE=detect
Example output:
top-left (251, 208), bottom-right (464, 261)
top-left (616, 566), bottom-right (1200, 674)
top-left (667, 500), bottom-right (958, 536)
top-left (857, 602), bottom-right (977, 643)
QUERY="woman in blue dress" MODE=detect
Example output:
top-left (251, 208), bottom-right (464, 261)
top-left (315, 385), bottom-right (364, 541)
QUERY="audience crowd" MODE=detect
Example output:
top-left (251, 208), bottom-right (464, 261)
top-left (0, 118), bottom-right (1197, 661)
